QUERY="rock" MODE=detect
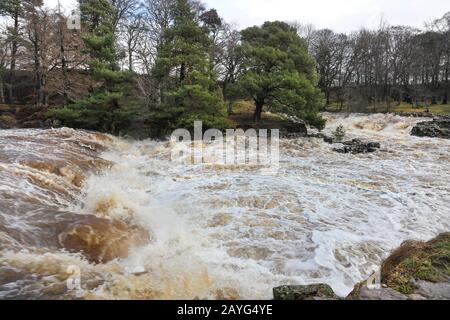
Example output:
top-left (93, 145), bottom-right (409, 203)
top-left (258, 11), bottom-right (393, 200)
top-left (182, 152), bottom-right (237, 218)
top-left (0, 113), bottom-right (17, 128)
top-left (281, 119), bottom-right (308, 138)
top-left (407, 293), bottom-right (427, 300)
top-left (413, 280), bottom-right (450, 300)
top-left (324, 135), bottom-right (336, 144)
top-left (308, 133), bottom-right (382, 154)
top-left (58, 216), bottom-right (151, 264)
top-left (308, 132), bottom-right (327, 140)
top-left (373, 232), bottom-right (450, 300)
top-left (274, 233), bottom-right (450, 300)
top-left (411, 117), bottom-right (450, 139)
top-left (333, 139), bottom-right (381, 154)
top-left (20, 120), bottom-right (44, 128)
top-left (380, 233), bottom-right (450, 296)
top-left (273, 284), bottom-right (338, 300)
top-left (353, 286), bottom-right (408, 300)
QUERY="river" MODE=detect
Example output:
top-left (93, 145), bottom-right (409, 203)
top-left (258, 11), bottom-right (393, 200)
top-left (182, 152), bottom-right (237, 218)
top-left (0, 113), bottom-right (449, 299)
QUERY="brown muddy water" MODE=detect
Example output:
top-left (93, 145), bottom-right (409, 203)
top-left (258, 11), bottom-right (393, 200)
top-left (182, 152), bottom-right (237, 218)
top-left (0, 114), bottom-right (449, 299)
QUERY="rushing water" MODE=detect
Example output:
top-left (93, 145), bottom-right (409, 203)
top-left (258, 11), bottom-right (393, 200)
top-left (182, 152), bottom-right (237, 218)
top-left (0, 113), bottom-right (449, 300)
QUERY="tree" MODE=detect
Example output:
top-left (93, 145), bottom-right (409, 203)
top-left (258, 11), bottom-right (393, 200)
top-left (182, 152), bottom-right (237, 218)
top-left (50, 0), bottom-right (144, 134)
top-left (216, 25), bottom-right (244, 113)
top-left (110, 0), bottom-right (140, 31)
top-left (0, 31), bottom-right (8, 103)
top-left (120, 12), bottom-right (147, 72)
top-left (432, 12), bottom-right (450, 104)
top-left (310, 29), bottom-right (345, 106)
top-left (151, 0), bottom-right (228, 133)
top-left (291, 21), bottom-right (316, 51)
top-left (24, 2), bottom-right (59, 106)
top-left (0, 0), bottom-right (41, 103)
top-left (234, 21), bottom-right (325, 128)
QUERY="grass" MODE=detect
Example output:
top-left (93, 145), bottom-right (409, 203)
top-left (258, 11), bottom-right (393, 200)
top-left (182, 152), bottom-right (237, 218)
top-left (392, 103), bottom-right (450, 115)
top-left (325, 102), bottom-right (450, 115)
top-left (232, 100), bottom-right (255, 114)
top-left (230, 100), bottom-right (285, 122)
top-left (382, 233), bottom-right (450, 295)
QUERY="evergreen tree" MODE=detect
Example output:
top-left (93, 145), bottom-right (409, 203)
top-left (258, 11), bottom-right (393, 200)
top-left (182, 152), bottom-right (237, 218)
top-left (0, 0), bottom-right (43, 103)
top-left (152, 0), bottom-right (229, 132)
top-left (234, 21), bottom-right (325, 129)
top-left (50, 0), bottom-right (143, 134)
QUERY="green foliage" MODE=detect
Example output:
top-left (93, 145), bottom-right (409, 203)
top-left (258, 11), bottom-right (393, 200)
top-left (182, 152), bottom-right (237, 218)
top-left (383, 233), bottom-right (450, 295)
top-left (298, 111), bottom-right (326, 130)
top-left (152, 0), bottom-right (229, 133)
top-left (333, 124), bottom-right (346, 141)
top-left (234, 21), bottom-right (325, 123)
top-left (50, 0), bottom-right (145, 135)
top-left (49, 73), bottom-right (149, 135)
top-left (0, 0), bottom-right (43, 17)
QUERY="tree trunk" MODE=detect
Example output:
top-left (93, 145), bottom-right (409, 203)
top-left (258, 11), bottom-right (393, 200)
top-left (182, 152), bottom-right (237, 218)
top-left (41, 74), bottom-right (48, 107)
top-left (253, 99), bottom-right (264, 122)
top-left (227, 101), bottom-right (233, 114)
top-left (36, 73), bottom-right (43, 106)
top-left (33, 23), bottom-right (41, 106)
top-left (128, 50), bottom-right (133, 72)
top-left (444, 60), bottom-right (449, 105)
top-left (180, 62), bottom-right (186, 83)
top-left (0, 74), bottom-right (4, 104)
top-left (326, 89), bottom-right (330, 106)
top-left (8, 9), bottom-right (19, 104)
top-left (58, 10), bottom-right (68, 106)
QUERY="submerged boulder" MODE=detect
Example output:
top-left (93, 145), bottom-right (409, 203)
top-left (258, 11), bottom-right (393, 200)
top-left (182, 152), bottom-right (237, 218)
top-left (333, 139), bottom-right (381, 154)
top-left (279, 115), bottom-right (308, 138)
top-left (311, 133), bottom-right (382, 154)
top-left (411, 117), bottom-right (450, 139)
top-left (59, 216), bottom-right (150, 263)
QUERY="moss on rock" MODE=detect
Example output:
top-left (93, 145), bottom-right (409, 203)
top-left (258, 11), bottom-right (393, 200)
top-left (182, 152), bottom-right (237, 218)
top-left (273, 284), bottom-right (338, 300)
top-left (381, 233), bottom-right (450, 295)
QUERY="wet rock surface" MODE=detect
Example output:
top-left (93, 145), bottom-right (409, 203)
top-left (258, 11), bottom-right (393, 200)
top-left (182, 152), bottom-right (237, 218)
top-left (411, 117), bottom-right (450, 139)
top-left (230, 112), bottom-right (308, 139)
top-left (273, 232), bottom-right (450, 300)
top-left (309, 133), bottom-right (382, 154)
top-left (333, 139), bottom-right (381, 154)
top-left (354, 286), bottom-right (408, 300)
top-left (273, 284), bottom-right (338, 300)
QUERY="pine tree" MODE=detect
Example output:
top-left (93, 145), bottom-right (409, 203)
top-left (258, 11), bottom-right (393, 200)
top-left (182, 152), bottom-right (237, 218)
top-left (233, 21), bottom-right (326, 129)
top-left (0, 0), bottom-right (43, 103)
top-left (50, 0), bottom-right (144, 134)
top-left (152, 0), bottom-right (229, 132)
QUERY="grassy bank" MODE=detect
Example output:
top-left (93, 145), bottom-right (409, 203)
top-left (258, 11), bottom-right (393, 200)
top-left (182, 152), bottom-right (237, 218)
top-left (325, 102), bottom-right (450, 115)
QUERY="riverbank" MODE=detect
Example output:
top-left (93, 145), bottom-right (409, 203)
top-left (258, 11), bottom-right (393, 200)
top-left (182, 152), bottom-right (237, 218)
top-left (0, 104), bottom-right (53, 129)
top-left (274, 232), bottom-right (450, 300)
top-left (2, 101), bottom-right (449, 138)
top-left (325, 102), bottom-right (450, 116)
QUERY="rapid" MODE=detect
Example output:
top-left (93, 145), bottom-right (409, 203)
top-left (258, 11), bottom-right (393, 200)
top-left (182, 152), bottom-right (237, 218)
top-left (0, 113), bottom-right (449, 299)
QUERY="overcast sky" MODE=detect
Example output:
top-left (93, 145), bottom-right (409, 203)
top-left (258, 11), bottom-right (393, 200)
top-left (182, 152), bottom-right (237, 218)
top-left (45, 0), bottom-right (450, 32)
